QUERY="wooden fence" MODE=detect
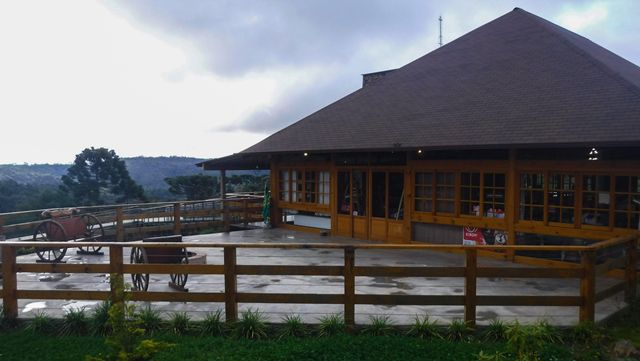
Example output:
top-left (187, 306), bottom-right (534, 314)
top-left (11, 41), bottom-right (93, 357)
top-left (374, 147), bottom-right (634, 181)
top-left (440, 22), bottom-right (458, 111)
top-left (0, 194), bottom-right (264, 242)
top-left (1, 235), bottom-right (637, 326)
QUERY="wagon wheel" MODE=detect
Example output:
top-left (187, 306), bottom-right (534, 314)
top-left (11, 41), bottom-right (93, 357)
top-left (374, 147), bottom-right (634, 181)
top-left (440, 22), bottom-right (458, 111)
top-left (33, 220), bottom-right (68, 262)
top-left (130, 246), bottom-right (149, 291)
top-left (78, 214), bottom-right (105, 253)
top-left (170, 248), bottom-right (189, 289)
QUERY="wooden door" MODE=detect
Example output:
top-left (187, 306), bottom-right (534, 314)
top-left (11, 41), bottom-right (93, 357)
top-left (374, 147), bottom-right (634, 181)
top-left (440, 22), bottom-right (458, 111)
top-left (335, 170), bottom-right (368, 239)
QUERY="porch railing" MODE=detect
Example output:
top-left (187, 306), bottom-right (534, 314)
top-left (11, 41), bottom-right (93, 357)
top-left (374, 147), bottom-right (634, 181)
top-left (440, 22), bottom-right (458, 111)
top-left (0, 193), bottom-right (264, 243)
top-left (1, 234), bottom-right (637, 326)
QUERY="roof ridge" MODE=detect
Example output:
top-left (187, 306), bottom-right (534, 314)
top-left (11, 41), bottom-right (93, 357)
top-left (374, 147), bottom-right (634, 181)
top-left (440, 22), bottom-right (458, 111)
top-left (517, 8), bottom-right (640, 98)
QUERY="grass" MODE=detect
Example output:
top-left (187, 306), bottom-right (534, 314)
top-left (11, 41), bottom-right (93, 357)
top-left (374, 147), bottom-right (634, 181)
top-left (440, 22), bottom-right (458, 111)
top-left (279, 314), bottom-right (307, 339)
top-left (137, 305), bottom-right (163, 335)
top-left (90, 301), bottom-right (111, 336)
top-left (317, 313), bottom-right (346, 336)
top-left (0, 331), bottom-right (574, 361)
top-left (362, 315), bottom-right (395, 336)
top-left (168, 312), bottom-right (191, 335)
top-left (233, 308), bottom-right (268, 340)
top-left (200, 310), bottom-right (225, 336)
top-left (406, 314), bottom-right (442, 339)
top-left (60, 307), bottom-right (90, 336)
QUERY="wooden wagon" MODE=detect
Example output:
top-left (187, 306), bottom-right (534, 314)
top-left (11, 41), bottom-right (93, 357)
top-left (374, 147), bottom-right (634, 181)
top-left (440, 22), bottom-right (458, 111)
top-left (130, 235), bottom-right (189, 292)
top-left (33, 208), bottom-right (104, 262)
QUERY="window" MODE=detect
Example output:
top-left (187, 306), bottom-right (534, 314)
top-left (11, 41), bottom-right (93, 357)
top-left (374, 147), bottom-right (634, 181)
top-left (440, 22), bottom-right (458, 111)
top-left (415, 172), bottom-right (433, 212)
top-left (318, 171), bottom-right (330, 205)
top-left (305, 171), bottom-right (316, 203)
top-left (460, 172), bottom-right (480, 215)
top-left (582, 175), bottom-right (610, 226)
top-left (279, 170), bottom-right (290, 202)
top-left (484, 173), bottom-right (506, 218)
top-left (279, 169), bottom-right (330, 206)
top-left (548, 174), bottom-right (575, 224)
top-left (520, 173), bottom-right (544, 221)
top-left (436, 172), bottom-right (455, 213)
top-left (614, 176), bottom-right (640, 229)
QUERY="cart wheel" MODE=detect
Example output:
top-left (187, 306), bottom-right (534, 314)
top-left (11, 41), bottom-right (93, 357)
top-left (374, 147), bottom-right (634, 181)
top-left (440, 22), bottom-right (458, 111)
top-left (78, 214), bottom-right (105, 253)
top-left (170, 248), bottom-right (189, 289)
top-left (33, 220), bottom-right (68, 262)
top-left (130, 247), bottom-right (149, 291)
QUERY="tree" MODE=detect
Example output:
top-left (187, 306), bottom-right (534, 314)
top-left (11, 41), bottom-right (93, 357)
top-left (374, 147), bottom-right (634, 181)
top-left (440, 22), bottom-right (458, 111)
top-left (61, 147), bottom-right (146, 205)
top-left (164, 174), bottom-right (218, 200)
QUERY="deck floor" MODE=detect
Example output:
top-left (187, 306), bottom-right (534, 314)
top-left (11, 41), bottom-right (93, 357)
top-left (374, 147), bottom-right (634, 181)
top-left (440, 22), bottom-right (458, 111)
top-left (3, 228), bottom-right (629, 326)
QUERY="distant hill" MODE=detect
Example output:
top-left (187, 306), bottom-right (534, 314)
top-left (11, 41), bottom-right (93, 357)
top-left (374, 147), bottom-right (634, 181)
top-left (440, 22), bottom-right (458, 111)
top-left (0, 156), bottom-right (267, 190)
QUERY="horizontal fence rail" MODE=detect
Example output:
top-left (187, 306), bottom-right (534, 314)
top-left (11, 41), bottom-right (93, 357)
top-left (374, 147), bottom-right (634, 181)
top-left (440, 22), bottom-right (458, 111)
top-left (0, 194), bottom-right (264, 243)
top-left (1, 235), bottom-right (637, 326)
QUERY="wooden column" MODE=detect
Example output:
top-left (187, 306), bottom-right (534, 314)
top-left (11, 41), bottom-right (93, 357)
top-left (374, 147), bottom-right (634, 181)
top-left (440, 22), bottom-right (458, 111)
top-left (109, 245), bottom-right (124, 305)
top-left (224, 246), bottom-right (238, 322)
top-left (506, 149), bottom-right (517, 261)
top-left (626, 237), bottom-right (638, 302)
top-left (344, 247), bottom-right (355, 329)
top-left (242, 199), bottom-right (248, 227)
top-left (403, 166), bottom-right (413, 243)
top-left (221, 170), bottom-right (230, 232)
top-left (2, 245), bottom-right (18, 320)
top-left (464, 248), bottom-right (477, 327)
top-left (580, 250), bottom-right (596, 322)
top-left (173, 202), bottom-right (182, 235)
top-left (115, 206), bottom-right (124, 242)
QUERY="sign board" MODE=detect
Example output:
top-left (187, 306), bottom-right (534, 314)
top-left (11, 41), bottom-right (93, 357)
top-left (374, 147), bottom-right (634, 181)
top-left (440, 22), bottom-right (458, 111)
top-left (463, 227), bottom-right (486, 246)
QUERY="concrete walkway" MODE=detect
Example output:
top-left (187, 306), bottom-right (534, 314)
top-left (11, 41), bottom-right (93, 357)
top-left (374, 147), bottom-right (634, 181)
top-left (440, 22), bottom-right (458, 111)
top-left (3, 228), bottom-right (628, 325)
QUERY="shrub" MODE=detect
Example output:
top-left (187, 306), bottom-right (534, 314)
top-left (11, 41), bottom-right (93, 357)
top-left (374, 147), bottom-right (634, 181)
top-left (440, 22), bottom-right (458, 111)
top-left (137, 306), bottom-right (163, 335)
top-left (91, 301), bottom-right (112, 336)
top-left (279, 314), bottom-right (307, 339)
top-left (317, 314), bottom-right (346, 337)
top-left (168, 312), bottom-right (191, 335)
top-left (482, 319), bottom-right (507, 342)
top-left (475, 350), bottom-right (508, 361)
top-left (406, 314), bottom-right (442, 339)
top-left (200, 310), bottom-right (225, 336)
top-left (506, 320), bottom-right (561, 361)
top-left (60, 307), bottom-right (90, 336)
top-left (25, 310), bottom-right (55, 335)
top-left (362, 315), bottom-right (395, 336)
top-left (234, 308), bottom-right (268, 340)
top-left (447, 318), bottom-right (473, 341)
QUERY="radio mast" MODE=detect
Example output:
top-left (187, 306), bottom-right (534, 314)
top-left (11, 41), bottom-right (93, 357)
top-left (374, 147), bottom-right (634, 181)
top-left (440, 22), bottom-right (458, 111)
top-left (439, 15), bottom-right (443, 47)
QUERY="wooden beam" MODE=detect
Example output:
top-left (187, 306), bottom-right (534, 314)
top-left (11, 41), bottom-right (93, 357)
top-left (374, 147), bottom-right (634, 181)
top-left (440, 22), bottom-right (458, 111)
top-left (465, 249), bottom-right (477, 327)
top-left (626, 237), bottom-right (638, 302)
top-left (506, 149), bottom-right (517, 260)
top-left (1, 245), bottom-right (18, 319)
top-left (580, 250), bottom-right (596, 323)
top-left (344, 247), bottom-right (355, 330)
top-left (115, 207), bottom-right (124, 242)
top-left (224, 246), bottom-right (237, 323)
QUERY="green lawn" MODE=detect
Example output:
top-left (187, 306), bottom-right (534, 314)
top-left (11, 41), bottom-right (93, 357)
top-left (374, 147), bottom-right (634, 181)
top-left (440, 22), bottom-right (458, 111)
top-left (0, 331), bottom-right (573, 361)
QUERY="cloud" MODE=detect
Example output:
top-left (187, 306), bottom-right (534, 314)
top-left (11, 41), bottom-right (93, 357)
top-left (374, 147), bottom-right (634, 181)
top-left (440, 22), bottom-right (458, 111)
top-left (556, 2), bottom-right (609, 32)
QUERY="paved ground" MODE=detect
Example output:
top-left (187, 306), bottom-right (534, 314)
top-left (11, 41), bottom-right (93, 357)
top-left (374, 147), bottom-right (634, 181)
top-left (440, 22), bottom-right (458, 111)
top-left (2, 228), bottom-right (629, 325)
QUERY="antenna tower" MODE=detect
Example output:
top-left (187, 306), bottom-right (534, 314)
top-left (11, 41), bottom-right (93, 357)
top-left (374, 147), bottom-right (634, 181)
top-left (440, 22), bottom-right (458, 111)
top-left (438, 15), bottom-right (443, 47)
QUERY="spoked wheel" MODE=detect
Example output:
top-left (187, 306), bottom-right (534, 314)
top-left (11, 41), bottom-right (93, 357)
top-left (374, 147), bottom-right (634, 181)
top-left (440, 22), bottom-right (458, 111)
top-left (170, 248), bottom-right (189, 290)
top-left (130, 247), bottom-right (149, 291)
top-left (33, 220), bottom-right (68, 262)
top-left (78, 214), bottom-right (105, 253)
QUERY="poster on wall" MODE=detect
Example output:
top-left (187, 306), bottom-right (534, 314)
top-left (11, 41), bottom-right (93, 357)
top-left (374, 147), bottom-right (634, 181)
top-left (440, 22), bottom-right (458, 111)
top-left (463, 227), bottom-right (486, 246)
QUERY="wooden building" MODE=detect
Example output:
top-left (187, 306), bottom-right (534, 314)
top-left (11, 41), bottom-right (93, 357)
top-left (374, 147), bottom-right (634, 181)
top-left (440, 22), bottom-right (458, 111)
top-left (200, 8), bottom-right (640, 251)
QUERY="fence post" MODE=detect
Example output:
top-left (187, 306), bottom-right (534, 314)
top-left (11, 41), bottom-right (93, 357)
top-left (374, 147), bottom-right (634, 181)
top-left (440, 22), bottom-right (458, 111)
top-left (344, 247), bottom-right (355, 330)
top-left (580, 250), bottom-right (596, 323)
top-left (626, 237), bottom-right (638, 302)
top-left (116, 207), bottom-right (124, 242)
top-left (109, 245), bottom-right (125, 306)
top-left (464, 248), bottom-right (477, 327)
top-left (173, 202), bottom-right (182, 235)
top-left (224, 246), bottom-right (238, 322)
top-left (243, 199), bottom-right (248, 227)
top-left (1, 245), bottom-right (18, 320)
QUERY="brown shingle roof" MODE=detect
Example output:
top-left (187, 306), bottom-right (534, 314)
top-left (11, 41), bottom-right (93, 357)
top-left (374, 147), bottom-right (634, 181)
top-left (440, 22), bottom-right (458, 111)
top-left (241, 8), bottom-right (640, 155)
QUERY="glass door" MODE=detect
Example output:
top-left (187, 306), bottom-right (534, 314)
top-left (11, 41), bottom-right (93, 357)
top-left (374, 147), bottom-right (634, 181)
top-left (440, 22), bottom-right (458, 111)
top-left (370, 171), bottom-right (405, 242)
top-left (336, 170), bottom-right (368, 238)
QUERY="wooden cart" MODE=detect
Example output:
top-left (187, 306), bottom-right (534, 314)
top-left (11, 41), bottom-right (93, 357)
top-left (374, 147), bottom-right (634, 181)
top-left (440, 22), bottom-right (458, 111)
top-left (33, 208), bottom-right (105, 262)
top-left (129, 235), bottom-right (189, 292)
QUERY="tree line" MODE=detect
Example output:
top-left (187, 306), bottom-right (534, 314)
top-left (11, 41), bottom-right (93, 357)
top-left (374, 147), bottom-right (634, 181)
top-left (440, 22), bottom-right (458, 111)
top-left (0, 147), bottom-right (268, 213)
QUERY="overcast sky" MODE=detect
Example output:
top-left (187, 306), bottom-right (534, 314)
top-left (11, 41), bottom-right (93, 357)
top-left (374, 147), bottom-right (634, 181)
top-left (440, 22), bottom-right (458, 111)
top-left (1, 0), bottom-right (638, 164)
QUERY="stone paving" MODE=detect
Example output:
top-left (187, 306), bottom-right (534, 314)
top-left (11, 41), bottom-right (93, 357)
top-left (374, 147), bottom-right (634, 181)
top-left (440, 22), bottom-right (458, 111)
top-left (2, 228), bottom-right (628, 325)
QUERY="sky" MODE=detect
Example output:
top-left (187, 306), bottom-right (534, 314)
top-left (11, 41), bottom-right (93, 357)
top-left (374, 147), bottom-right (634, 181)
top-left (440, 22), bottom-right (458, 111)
top-left (0, 0), bottom-right (638, 164)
